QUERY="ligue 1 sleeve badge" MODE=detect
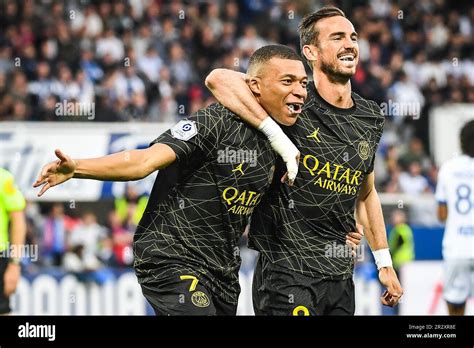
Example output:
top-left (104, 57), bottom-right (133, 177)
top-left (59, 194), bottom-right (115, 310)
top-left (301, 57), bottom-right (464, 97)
top-left (171, 120), bottom-right (198, 141)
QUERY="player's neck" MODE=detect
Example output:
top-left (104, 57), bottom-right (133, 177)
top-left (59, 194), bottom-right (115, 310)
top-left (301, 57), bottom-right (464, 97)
top-left (312, 72), bottom-right (353, 109)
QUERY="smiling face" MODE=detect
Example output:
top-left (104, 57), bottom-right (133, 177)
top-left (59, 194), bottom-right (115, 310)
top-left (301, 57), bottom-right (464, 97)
top-left (303, 16), bottom-right (359, 83)
top-left (249, 57), bottom-right (308, 126)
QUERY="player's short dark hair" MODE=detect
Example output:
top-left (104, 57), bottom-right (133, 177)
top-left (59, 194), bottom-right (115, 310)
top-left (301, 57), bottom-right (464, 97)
top-left (298, 7), bottom-right (346, 66)
top-left (247, 44), bottom-right (302, 75)
top-left (460, 120), bottom-right (474, 157)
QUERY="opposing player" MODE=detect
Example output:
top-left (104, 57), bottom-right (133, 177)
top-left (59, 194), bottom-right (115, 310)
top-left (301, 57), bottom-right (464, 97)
top-left (436, 120), bottom-right (474, 315)
top-left (0, 168), bottom-right (27, 315)
top-left (33, 45), bottom-right (310, 315)
top-left (206, 7), bottom-right (403, 315)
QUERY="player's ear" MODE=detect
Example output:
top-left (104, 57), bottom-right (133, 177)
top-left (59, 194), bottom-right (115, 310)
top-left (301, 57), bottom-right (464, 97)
top-left (302, 45), bottom-right (317, 63)
top-left (248, 77), bottom-right (261, 96)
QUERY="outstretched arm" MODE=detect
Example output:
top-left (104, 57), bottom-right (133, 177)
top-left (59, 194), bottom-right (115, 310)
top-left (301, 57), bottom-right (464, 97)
top-left (206, 69), bottom-right (300, 185)
top-left (356, 171), bottom-right (403, 307)
top-left (33, 144), bottom-right (176, 196)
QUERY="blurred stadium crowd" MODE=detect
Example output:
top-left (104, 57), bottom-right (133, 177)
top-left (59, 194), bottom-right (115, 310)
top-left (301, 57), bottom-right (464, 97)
top-left (22, 186), bottom-right (143, 280)
top-left (0, 1), bottom-right (473, 275)
top-left (1, 0), bottom-right (473, 195)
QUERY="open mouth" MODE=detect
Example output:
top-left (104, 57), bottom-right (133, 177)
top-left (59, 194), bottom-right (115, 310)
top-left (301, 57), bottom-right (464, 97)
top-left (337, 53), bottom-right (355, 62)
top-left (286, 103), bottom-right (303, 114)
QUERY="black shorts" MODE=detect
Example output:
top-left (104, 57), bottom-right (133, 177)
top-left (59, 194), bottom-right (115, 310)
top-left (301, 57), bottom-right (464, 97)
top-left (252, 255), bottom-right (355, 316)
top-left (138, 266), bottom-right (237, 316)
top-left (0, 257), bottom-right (11, 314)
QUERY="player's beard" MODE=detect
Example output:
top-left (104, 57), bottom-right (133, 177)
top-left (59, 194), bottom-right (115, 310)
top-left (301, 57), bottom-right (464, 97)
top-left (319, 56), bottom-right (355, 84)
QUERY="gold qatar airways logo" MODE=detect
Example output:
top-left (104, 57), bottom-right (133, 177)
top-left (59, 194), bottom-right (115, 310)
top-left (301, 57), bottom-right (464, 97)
top-left (302, 154), bottom-right (362, 195)
top-left (191, 291), bottom-right (210, 308)
top-left (358, 141), bottom-right (371, 160)
top-left (222, 187), bottom-right (262, 215)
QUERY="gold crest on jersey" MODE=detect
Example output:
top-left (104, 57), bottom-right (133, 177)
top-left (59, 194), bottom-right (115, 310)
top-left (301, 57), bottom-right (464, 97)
top-left (191, 291), bottom-right (210, 308)
top-left (358, 141), bottom-right (370, 160)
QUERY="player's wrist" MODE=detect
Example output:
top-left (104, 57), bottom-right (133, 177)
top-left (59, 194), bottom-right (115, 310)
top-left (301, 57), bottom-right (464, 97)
top-left (258, 116), bottom-right (283, 139)
top-left (8, 257), bottom-right (21, 266)
top-left (258, 117), bottom-right (300, 184)
top-left (258, 117), bottom-right (298, 156)
top-left (378, 266), bottom-right (394, 272)
top-left (372, 248), bottom-right (393, 270)
top-left (71, 159), bottom-right (80, 178)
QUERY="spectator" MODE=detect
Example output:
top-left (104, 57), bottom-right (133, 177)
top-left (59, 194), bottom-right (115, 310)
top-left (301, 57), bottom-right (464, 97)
top-left (19, 43), bottom-right (37, 80)
top-left (0, 46), bottom-right (14, 74)
top-left (80, 4), bottom-right (104, 38)
top-left (238, 25), bottom-right (267, 58)
top-left (69, 211), bottom-right (110, 267)
top-left (28, 61), bottom-right (55, 103)
top-left (388, 210), bottom-right (415, 315)
top-left (41, 203), bottom-right (75, 267)
top-left (157, 67), bottom-right (177, 122)
top-left (137, 46), bottom-right (163, 84)
top-left (56, 21), bottom-right (80, 68)
top-left (398, 161), bottom-right (432, 195)
top-left (168, 42), bottom-right (194, 85)
top-left (113, 66), bottom-right (146, 105)
top-left (114, 185), bottom-right (148, 230)
top-left (398, 137), bottom-right (432, 172)
top-left (132, 24), bottom-right (153, 59)
top-left (75, 69), bottom-right (95, 105)
top-left (63, 243), bottom-right (114, 284)
top-left (159, 17), bottom-right (179, 47)
top-left (108, 211), bottom-right (133, 267)
top-left (80, 50), bottom-right (104, 84)
top-left (205, 2), bottom-right (224, 37)
top-left (95, 28), bottom-right (125, 63)
top-left (55, 63), bottom-right (80, 102)
top-left (388, 70), bottom-right (425, 122)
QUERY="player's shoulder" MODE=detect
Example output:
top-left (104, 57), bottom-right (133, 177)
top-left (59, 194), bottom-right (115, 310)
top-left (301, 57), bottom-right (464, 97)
top-left (193, 103), bottom-right (243, 125)
top-left (0, 168), bottom-right (14, 183)
top-left (353, 92), bottom-right (383, 117)
top-left (440, 155), bottom-right (474, 172)
top-left (194, 102), bottom-right (233, 117)
top-left (352, 93), bottom-right (385, 130)
top-left (0, 168), bottom-right (18, 196)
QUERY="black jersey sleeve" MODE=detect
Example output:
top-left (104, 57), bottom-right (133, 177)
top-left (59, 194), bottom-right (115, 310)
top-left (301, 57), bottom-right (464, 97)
top-left (150, 103), bottom-right (225, 165)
